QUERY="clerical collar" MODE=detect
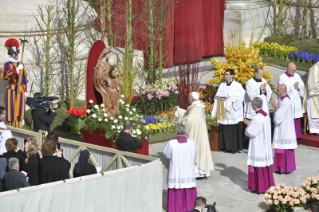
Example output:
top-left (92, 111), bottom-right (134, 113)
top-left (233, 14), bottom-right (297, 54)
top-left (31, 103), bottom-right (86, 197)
top-left (177, 135), bottom-right (187, 143)
top-left (253, 77), bottom-right (262, 82)
top-left (284, 71), bottom-right (294, 77)
top-left (281, 94), bottom-right (290, 100)
top-left (226, 80), bottom-right (233, 86)
top-left (256, 109), bottom-right (267, 117)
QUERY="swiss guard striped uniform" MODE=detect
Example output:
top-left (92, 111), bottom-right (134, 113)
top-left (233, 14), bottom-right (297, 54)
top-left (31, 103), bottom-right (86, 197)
top-left (1, 58), bottom-right (28, 128)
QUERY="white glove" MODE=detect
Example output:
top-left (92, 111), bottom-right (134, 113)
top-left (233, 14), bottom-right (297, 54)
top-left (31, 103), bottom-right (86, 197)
top-left (16, 64), bottom-right (24, 74)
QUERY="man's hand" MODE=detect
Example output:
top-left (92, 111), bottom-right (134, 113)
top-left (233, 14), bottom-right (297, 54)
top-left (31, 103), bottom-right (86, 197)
top-left (174, 106), bottom-right (179, 111)
top-left (271, 100), bottom-right (279, 110)
top-left (50, 103), bottom-right (57, 112)
top-left (56, 148), bottom-right (63, 157)
top-left (259, 83), bottom-right (266, 91)
top-left (294, 81), bottom-right (299, 89)
top-left (26, 177), bottom-right (29, 182)
top-left (243, 119), bottom-right (251, 125)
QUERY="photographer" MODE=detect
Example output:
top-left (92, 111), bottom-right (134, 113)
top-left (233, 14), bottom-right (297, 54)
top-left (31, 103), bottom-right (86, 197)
top-left (188, 197), bottom-right (206, 212)
top-left (116, 120), bottom-right (142, 153)
top-left (31, 103), bottom-right (57, 133)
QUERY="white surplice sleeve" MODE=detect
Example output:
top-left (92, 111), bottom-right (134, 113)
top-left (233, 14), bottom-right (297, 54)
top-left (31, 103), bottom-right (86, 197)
top-left (246, 80), bottom-right (259, 102)
top-left (274, 101), bottom-right (289, 126)
top-left (163, 141), bottom-right (172, 160)
top-left (265, 81), bottom-right (272, 102)
top-left (245, 117), bottom-right (262, 138)
top-left (297, 74), bottom-right (305, 98)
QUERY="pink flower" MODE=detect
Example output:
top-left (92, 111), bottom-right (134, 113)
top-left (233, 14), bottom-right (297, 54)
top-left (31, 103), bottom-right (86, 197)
top-left (147, 93), bottom-right (153, 100)
top-left (274, 200), bottom-right (279, 205)
top-left (163, 90), bottom-right (169, 97)
top-left (171, 84), bottom-right (177, 91)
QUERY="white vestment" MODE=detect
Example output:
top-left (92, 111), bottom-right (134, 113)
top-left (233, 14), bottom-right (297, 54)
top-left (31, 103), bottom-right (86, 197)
top-left (278, 73), bottom-right (304, 118)
top-left (272, 96), bottom-right (298, 149)
top-left (244, 78), bottom-right (272, 119)
top-left (245, 111), bottom-right (273, 167)
top-left (0, 128), bottom-right (13, 155)
top-left (163, 138), bottom-right (198, 189)
top-left (212, 80), bottom-right (246, 124)
top-left (303, 62), bottom-right (319, 133)
top-left (175, 101), bottom-right (214, 176)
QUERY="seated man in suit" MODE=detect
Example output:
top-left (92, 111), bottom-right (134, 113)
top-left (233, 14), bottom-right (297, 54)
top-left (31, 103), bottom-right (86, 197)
top-left (116, 120), bottom-right (142, 153)
top-left (3, 157), bottom-right (29, 191)
top-left (188, 196), bottom-right (206, 212)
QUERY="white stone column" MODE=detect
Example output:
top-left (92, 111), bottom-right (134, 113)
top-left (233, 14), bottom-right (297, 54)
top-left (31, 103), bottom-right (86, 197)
top-left (224, 0), bottom-right (271, 47)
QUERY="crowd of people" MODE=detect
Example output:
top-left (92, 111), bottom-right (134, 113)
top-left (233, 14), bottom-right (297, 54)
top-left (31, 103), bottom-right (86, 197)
top-left (0, 128), bottom-right (98, 192)
top-left (164, 62), bottom-right (319, 212)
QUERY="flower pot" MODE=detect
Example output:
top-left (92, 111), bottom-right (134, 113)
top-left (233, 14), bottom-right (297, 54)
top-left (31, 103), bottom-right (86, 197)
top-left (311, 203), bottom-right (319, 212)
top-left (209, 124), bottom-right (220, 152)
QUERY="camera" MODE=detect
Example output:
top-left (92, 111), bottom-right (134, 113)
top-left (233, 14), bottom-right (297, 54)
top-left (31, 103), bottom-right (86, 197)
top-left (205, 202), bottom-right (217, 212)
top-left (26, 92), bottom-right (61, 110)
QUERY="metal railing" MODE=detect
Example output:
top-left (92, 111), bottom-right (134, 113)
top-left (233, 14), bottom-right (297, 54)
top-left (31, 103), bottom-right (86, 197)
top-left (6, 126), bottom-right (156, 177)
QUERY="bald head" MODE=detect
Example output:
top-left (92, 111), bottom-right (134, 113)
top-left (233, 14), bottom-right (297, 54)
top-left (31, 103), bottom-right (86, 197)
top-left (287, 62), bottom-right (297, 76)
top-left (276, 84), bottom-right (287, 97)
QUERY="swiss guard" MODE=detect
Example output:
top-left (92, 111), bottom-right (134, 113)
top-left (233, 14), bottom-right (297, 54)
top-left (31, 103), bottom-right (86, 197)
top-left (1, 38), bottom-right (28, 128)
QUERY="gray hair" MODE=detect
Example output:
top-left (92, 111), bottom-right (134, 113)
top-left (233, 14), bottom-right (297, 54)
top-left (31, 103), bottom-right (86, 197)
top-left (252, 97), bottom-right (263, 109)
top-left (176, 124), bottom-right (186, 135)
top-left (8, 157), bottom-right (19, 169)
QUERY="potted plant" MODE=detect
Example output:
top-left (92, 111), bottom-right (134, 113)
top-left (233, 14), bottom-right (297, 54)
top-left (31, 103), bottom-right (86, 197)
top-left (67, 107), bottom-right (86, 135)
top-left (300, 176), bottom-right (319, 212)
top-left (264, 183), bottom-right (305, 212)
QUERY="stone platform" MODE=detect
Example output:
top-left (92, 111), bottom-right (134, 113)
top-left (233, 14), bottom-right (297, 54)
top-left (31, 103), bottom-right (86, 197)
top-left (152, 141), bottom-right (317, 212)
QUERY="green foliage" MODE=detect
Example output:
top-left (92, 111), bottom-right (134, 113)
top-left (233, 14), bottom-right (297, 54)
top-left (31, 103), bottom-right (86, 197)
top-left (261, 55), bottom-right (313, 72)
top-left (264, 36), bottom-right (319, 54)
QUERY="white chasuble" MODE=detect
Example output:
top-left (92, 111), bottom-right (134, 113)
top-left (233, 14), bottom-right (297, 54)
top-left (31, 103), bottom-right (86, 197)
top-left (303, 62), bottom-right (319, 132)
top-left (175, 101), bottom-right (214, 173)
top-left (211, 80), bottom-right (246, 124)
top-left (272, 96), bottom-right (298, 149)
top-left (163, 139), bottom-right (198, 189)
top-left (244, 78), bottom-right (272, 119)
top-left (278, 72), bottom-right (304, 118)
top-left (245, 112), bottom-right (273, 167)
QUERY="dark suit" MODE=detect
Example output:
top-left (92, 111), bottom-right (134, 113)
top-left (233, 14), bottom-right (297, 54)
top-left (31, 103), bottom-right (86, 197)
top-left (22, 153), bottom-right (40, 186)
top-left (40, 156), bottom-right (71, 184)
top-left (1, 150), bottom-right (25, 171)
top-left (116, 131), bottom-right (142, 153)
top-left (3, 169), bottom-right (29, 191)
top-left (187, 209), bottom-right (201, 212)
top-left (31, 109), bottom-right (57, 132)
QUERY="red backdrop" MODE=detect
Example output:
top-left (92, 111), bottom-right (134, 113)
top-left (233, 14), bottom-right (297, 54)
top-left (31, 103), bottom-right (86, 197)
top-left (94, 0), bottom-right (225, 67)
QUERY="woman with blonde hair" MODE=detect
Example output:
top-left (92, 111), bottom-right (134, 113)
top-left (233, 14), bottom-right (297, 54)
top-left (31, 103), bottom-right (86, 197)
top-left (23, 143), bottom-right (40, 185)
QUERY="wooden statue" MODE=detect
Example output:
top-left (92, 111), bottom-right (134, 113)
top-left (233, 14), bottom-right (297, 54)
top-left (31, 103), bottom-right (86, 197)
top-left (94, 48), bottom-right (122, 118)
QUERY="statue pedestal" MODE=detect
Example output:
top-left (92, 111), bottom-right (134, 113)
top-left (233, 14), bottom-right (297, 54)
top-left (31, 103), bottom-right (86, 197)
top-left (224, 0), bottom-right (270, 46)
top-left (82, 130), bottom-right (149, 156)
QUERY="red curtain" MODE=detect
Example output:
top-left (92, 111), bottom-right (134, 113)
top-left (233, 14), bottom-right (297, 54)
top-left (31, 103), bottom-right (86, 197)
top-left (94, 0), bottom-right (225, 67)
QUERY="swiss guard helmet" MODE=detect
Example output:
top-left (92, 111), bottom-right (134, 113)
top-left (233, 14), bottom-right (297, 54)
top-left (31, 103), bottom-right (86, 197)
top-left (5, 38), bottom-right (20, 56)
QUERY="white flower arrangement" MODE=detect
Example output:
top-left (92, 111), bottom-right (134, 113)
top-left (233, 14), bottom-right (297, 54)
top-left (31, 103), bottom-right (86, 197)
top-left (86, 109), bottom-right (91, 114)
top-left (83, 100), bottom-right (148, 140)
top-left (89, 99), bottom-right (94, 103)
top-left (100, 104), bottom-right (105, 108)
